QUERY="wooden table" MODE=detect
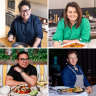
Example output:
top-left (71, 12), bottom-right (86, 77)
top-left (0, 37), bottom-right (14, 47)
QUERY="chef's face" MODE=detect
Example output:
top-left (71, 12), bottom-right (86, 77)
top-left (67, 53), bottom-right (78, 66)
top-left (67, 6), bottom-right (78, 23)
top-left (20, 5), bottom-right (31, 22)
top-left (17, 54), bottom-right (29, 68)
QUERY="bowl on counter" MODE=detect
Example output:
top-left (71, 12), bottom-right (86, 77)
top-left (11, 42), bottom-right (28, 48)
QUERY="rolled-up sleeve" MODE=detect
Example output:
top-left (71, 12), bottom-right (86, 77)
top-left (78, 18), bottom-right (91, 42)
top-left (34, 17), bottom-right (43, 39)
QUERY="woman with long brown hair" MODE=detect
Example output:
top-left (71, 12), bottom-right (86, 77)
top-left (53, 2), bottom-right (90, 47)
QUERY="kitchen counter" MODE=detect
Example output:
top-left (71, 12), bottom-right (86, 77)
top-left (87, 39), bottom-right (96, 48)
top-left (0, 37), bottom-right (14, 47)
top-left (0, 31), bottom-right (47, 47)
top-left (49, 39), bottom-right (96, 48)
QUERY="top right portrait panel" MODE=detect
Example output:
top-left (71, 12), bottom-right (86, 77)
top-left (48, 0), bottom-right (96, 48)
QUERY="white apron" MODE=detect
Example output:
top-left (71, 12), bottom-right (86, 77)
top-left (68, 65), bottom-right (85, 88)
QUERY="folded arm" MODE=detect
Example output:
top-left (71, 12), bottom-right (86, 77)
top-left (5, 76), bottom-right (27, 86)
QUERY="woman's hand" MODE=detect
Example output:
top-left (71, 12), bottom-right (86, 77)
top-left (63, 40), bottom-right (80, 44)
top-left (85, 86), bottom-right (92, 94)
top-left (53, 41), bottom-right (61, 47)
top-left (63, 40), bottom-right (71, 44)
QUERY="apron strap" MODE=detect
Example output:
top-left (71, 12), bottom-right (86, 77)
top-left (68, 65), bottom-right (77, 75)
top-left (68, 65), bottom-right (83, 75)
top-left (79, 69), bottom-right (83, 74)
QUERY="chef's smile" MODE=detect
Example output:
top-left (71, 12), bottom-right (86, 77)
top-left (67, 6), bottom-right (78, 22)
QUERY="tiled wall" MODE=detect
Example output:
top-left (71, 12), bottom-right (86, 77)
top-left (49, 7), bottom-right (96, 20)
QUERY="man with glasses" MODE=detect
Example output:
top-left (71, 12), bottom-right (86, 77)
top-left (5, 51), bottom-right (37, 86)
top-left (8, 0), bottom-right (43, 47)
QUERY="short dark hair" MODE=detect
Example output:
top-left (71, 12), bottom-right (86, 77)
top-left (17, 51), bottom-right (29, 59)
top-left (18, 0), bottom-right (31, 11)
top-left (67, 51), bottom-right (78, 58)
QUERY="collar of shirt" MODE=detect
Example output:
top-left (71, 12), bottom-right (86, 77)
top-left (68, 21), bottom-right (77, 29)
top-left (21, 15), bottom-right (31, 23)
top-left (68, 64), bottom-right (78, 71)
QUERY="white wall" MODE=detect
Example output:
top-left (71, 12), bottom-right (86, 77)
top-left (0, 0), bottom-right (5, 38)
top-left (49, 0), bottom-right (94, 9)
top-left (31, 2), bottom-right (48, 19)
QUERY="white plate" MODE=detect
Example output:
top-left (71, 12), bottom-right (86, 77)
top-left (10, 92), bottom-right (31, 96)
top-left (51, 86), bottom-right (70, 91)
top-left (61, 41), bottom-right (87, 48)
top-left (10, 86), bottom-right (37, 96)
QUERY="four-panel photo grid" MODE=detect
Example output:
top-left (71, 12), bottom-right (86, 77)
top-left (0, 0), bottom-right (96, 96)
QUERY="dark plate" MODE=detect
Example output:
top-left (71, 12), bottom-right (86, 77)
top-left (12, 42), bottom-right (28, 47)
top-left (57, 88), bottom-right (84, 94)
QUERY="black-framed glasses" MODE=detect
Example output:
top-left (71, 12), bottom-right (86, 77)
top-left (20, 9), bottom-right (30, 13)
top-left (19, 58), bottom-right (29, 61)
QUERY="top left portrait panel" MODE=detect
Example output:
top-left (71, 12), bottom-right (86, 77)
top-left (0, 0), bottom-right (48, 48)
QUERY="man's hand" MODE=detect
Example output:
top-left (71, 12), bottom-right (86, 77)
top-left (14, 67), bottom-right (22, 73)
top-left (8, 35), bottom-right (14, 43)
top-left (85, 86), bottom-right (92, 94)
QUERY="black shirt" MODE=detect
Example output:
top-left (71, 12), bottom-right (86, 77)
top-left (8, 14), bottom-right (43, 47)
top-left (7, 64), bottom-right (37, 82)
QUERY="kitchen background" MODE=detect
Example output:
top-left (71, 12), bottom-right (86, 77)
top-left (49, 0), bottom-right (96, 47)
top-left (49, 49), bottom-right (96, 86)
top-left (0, 0), bottom-right (48, 47)
top-left (0, 0), bottom-right (5, 38)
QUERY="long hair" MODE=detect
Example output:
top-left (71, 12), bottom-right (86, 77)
top-left (64, 2), bottom-right (82, 28)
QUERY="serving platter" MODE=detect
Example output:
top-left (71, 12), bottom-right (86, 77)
top-left (10, 85), bottom-right (37, 96)
top-left (57, 87), bottom-right (84, 94)
top-left (51, 86), bottom-right (70, 91)
top-left (61, 41), bottom-right (87, 48)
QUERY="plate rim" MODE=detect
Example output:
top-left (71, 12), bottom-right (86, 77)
top-left (61, 41), bottom-right (87, 48)
top-left (12, 42), bottom-right (28, 47)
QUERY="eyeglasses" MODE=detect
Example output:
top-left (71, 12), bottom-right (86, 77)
top-left (19, 58), bottom-right (29, 61)
top-left (20, 9), bottom-right (30, 13)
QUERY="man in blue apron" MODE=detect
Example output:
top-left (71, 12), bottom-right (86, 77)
top-left (61, 51), bottom-right (92, 94)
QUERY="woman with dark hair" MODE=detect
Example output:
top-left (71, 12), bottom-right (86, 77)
top-left (53, 2), bottom-right (90, 47)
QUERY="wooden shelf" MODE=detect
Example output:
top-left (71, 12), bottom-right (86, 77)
top-left (0, 60), bottom-right (47, 65)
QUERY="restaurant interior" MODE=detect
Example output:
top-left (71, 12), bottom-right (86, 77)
top-left (49, 49), bottom-right (96, 86)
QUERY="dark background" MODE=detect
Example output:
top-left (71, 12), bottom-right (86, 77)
top-left (49, 49), bottom-right (96, 86)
